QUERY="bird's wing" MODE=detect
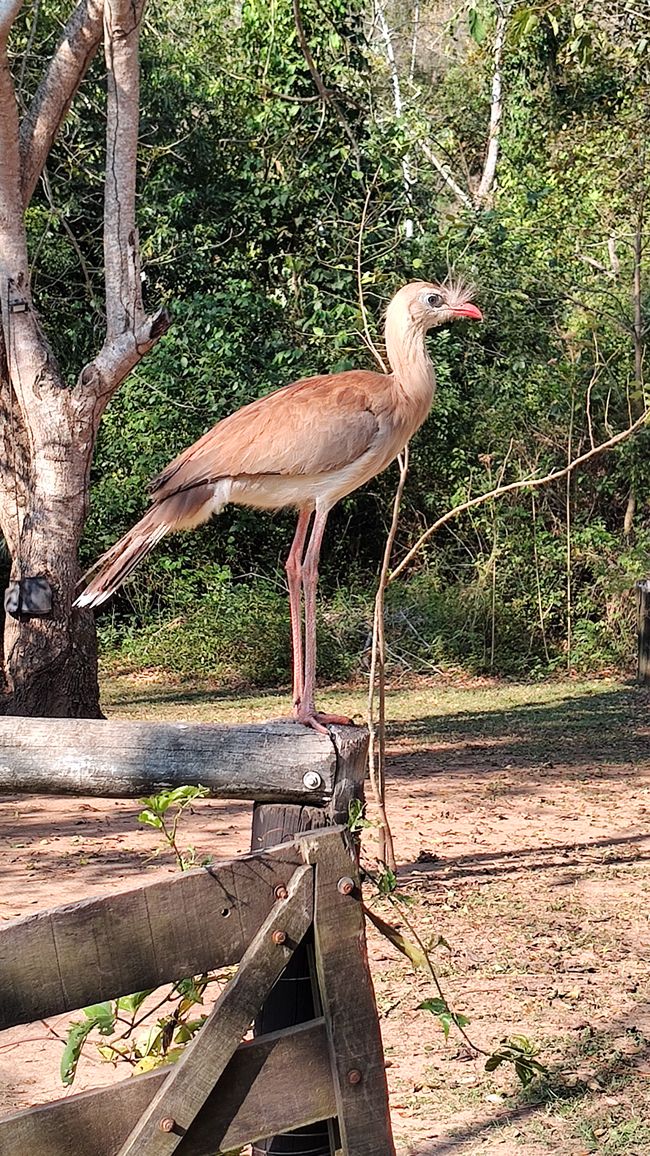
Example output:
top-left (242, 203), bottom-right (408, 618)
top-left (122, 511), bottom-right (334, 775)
top-left (151, 370), bottom-right (388, 498)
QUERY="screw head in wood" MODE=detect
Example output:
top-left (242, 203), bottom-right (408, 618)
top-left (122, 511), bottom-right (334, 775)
top-left (347, 1068), bottom-right (363, 1085)
top-left (302, 770), bottom-right (322, 790)
top-left (272, 929), bottom-right (287, 945)
top-left (337, 876), bottom-right (355, 896)
top-left (274, 884), bottom-right (289, 900)
top-left (159, 1117), bottom-right (176, 1133)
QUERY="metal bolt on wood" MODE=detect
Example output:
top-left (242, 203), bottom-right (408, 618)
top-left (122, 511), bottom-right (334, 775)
top-left (337, 876), bottom-right (355, 896)
top-left (347, 1069), bottom-right (362, 1085)
top-left (272, 929), bottom-right (287, 945)
top-left (302, 770), bottom-right (322, 790)
top-left (159, 1117), bottom-right (175, 1133)
top-left (274, 884), bottom-right (288, 900)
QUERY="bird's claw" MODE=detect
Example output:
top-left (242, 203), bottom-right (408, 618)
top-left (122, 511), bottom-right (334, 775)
top-left (293, 708), bottom-right (356, 733)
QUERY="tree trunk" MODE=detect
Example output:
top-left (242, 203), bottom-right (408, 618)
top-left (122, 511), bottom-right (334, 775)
top-left (0, 0), bottom-right (168, 717)
top-left (2, 488), bottom-right (102, 717)
top-left (0, 315), bottom-right (102, 716)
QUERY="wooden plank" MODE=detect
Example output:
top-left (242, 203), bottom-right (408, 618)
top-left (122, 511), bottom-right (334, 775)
top-left (251, 801), bottom-right (336, 1156)
top-left (0, 841), bottom-right (305, 1028)
top-left (117, 863), bottom-right (314, 1155)
top-left (302, 828), bottom-right (396, 1156)
top-left (0, 718), bottom-right (366, 802)
top-left (0, 1019), bottom-right (336, 1156)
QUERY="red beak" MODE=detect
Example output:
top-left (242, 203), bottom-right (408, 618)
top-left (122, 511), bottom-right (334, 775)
top-left (452, 303), bottom-right (483, 321)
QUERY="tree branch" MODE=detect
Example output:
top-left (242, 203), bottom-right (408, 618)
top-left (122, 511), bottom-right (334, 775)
top-left (389, 408), bottom-right (650, 584)
top-left (78, 307), bottom-right (170, 403)
top-left (103, 0), bottom-right (145, 339)
top-left (0, 3), bottom-right (29, 281)
top-left (367, 446), bottom-right (408, 872)
top-left (419, 140), bottom-right (473, 211)
top-left (291, 0), bottom-right (360, 165)
top-left (19, 0), bottom-right (104, 208)
top-left (76, 0), bottom-right (169, 401)
top-left (475, 1), bottom-right (508, 209)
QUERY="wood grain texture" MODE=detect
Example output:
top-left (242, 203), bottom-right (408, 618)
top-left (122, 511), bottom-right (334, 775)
top-left (328, 726), bottom-right (369, 825)
top-left (117, 864), bottom-right (313, 1155)
top-left (251, 801), bottom-right (336, 1156)
top-left (0, 1019), bottom-right (335, 1156)
top-left (302, 828), bottom-right (396, 1156)
top-left (0, 841), bottom-right (305, 1028)
top-left (0, 718), bottom-right (367, 802)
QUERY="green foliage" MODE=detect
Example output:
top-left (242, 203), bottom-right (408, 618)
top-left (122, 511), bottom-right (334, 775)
top-left (14, 0), bottom-right (650, 681)
top-left (60, 1003), bottom-right (116, 1087)
top-left (419, 997), bottom-right (471, 1042)
top-left (61, 790), bottom-right (220, 1086)
top-left (138, 784), bottom-right (211, 870)
top-left (484, 1035), bottom-right (547, 1088)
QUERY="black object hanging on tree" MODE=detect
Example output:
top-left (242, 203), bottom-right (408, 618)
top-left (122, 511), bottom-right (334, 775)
top-left (4, 577), bottom-right (53, 618)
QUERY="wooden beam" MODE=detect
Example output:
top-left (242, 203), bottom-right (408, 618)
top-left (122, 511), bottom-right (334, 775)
top-left (303, 829), bottom-right (396, 1155)
top-left (0, 1019), bottom-right (336, 1156)
top-left (117, 864), bottom-right (313, 1155)
top-left (0, 840), bottom-right (306, 1028)
top-left (0, 718), bottom-right (367, 805)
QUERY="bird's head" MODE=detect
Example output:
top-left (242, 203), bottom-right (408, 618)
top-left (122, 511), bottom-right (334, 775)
top-left (390, 277), bottom-right (483, 330)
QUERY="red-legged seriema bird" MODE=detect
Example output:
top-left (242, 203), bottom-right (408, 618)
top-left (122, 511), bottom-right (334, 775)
top-left (75, 279), bottom-right (482, 731)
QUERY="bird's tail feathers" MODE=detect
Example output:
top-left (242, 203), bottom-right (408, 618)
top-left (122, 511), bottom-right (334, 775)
top-left (75, 485), bottom-right (216, 610)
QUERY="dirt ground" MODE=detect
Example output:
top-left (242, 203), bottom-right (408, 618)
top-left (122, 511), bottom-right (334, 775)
top-left (1, 674), bottom-right (650, 1155)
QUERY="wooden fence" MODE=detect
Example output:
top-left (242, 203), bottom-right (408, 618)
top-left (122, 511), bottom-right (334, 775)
top-left (0, 720), bottom-right (395, 1155)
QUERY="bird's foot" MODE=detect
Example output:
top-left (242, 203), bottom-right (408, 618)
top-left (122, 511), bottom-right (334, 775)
top-left (293, 706), bottom-right (355, 733)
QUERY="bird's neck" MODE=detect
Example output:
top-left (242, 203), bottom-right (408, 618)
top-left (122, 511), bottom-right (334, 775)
top-left (384, 301), bottom-right (436, 414)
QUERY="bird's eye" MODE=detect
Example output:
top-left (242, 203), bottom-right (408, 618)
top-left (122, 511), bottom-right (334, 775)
top-left (426, 293), bottom-right (444, 309)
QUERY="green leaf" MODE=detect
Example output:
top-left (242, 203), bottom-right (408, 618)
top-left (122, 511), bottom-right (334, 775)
top-left (61, 1019), bottom-right (97, 1086)
top-left (418, 997), bottom-right (447, 1016)
top-left (83, 1002), bottom-right (115, 1035)
top-left (117, 990), bottom-right (155, 1014)
top-left (468, 7), bottom-right (486, 43)
top-left (419, 998), bottom-right (470, 1041)
top-left (138, 807), bottom-right (163, 829)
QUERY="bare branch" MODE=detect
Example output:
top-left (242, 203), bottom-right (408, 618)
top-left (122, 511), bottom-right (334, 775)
top-left (0, 6), bottom-right (32, 322)
top-left (291, 0), bottom-right (360, 164)
top-left (419, 139), bottom-right (473, 211)
top-left (357, 178), bottom-right (387, 372)
top-left (103, 0), bottom-right (145, 339)
top-left (374, 0), bottom-right (414, 236)
top-left (389, 408), bottom-right (650, 584)
top-left (367, 446), bottom-right (408, 871)
top-left (19, 0), bottom-right (104, 207)
top-left (475, 1), bottom-right (509, 209)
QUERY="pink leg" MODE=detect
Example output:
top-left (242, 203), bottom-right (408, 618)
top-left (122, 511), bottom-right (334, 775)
top-left (295, 506), bottom-right (353, 733)
top-left (285, 507), bottom-right (312, 709)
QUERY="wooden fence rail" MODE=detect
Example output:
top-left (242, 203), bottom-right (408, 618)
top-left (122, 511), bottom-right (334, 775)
top-left (0, 718), bottom-right (366, 817)
top-left (0, 826), bottom-right (396, 1156)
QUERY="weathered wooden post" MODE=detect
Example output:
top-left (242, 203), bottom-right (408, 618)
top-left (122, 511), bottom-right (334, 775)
top-left (637, 579), bottom-right (650, 684)
top-left (251, 727), bottom-right (368, 1156)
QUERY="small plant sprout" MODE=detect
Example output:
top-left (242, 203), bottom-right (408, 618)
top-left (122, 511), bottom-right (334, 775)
top-left (61, 785), bottom-right (217, 1086)
top-left (346, 797), bottom-right (374, 834)
top-left (138, 784), bottom-right (211, 870)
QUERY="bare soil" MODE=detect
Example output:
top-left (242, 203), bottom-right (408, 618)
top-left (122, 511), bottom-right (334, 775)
top-left (1, 675), bottom-right (650, 1155)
